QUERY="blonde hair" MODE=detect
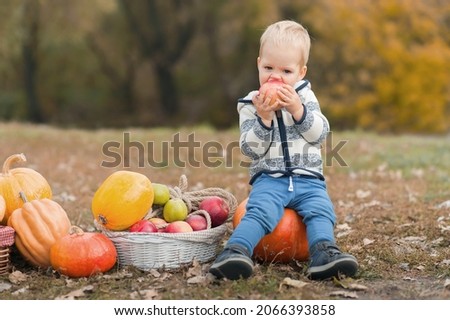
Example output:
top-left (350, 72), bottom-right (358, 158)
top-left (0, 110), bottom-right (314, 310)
top-left (259, 20), bottom-right (311, 67)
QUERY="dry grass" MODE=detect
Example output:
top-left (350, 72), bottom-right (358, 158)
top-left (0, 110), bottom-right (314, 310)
top-left (0, 122), bottom-right (449, 300)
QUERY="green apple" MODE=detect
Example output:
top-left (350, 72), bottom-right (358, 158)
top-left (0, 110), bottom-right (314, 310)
top-left (152, 183), bottom-right (171, 206)
top-left (163, 198), bottom-right (188, 222)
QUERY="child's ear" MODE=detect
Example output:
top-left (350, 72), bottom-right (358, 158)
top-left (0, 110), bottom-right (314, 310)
top-left (299, 66), bottom-right (307, 80)
top-left (257, 57), bottom-right (261, 67)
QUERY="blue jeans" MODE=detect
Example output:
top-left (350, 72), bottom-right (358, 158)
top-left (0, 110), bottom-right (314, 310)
top-left (228, 174), bottom-right (336, 254)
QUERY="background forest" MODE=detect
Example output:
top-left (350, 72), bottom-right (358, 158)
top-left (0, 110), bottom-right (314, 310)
top-left (0, 0), bottom-right (449, 133)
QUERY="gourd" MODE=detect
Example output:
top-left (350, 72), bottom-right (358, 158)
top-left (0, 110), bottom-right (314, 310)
top-left (0, 195), bottom-right (5, 222)
top-left (0, 153), bottom-right (52, 225)
top-left (92, 170), bottom-right (154, 231)
top-left (50, 226), bottom-right (117, 278)
top-left (233, 198), bottom-right (309, 263)
top-left (8, 193), bottom-right (71, 267)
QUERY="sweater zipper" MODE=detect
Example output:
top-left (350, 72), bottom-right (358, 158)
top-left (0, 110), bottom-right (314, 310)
top-left (276, 110), bottom-right (293, 192)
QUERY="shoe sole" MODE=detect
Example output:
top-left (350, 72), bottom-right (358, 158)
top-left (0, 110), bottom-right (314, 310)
top-left (308, 257), bottom-right (358, 280)
top-left (209, 257), bottom-right (254, 280)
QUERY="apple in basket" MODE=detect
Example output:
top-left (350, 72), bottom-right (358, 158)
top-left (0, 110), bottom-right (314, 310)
top-left (129, 220), bottom-right (158, 233)
top-left (199, 196), bottom-right (229, 227)
top-left (148, 217), bottom-right (168, 232)
top-left (165, 221), bottom-right (193, 233)
top-left (185, 214), bottom-right (208, 231)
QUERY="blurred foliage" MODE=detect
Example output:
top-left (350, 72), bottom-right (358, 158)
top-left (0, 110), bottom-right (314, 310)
top-left (0, 0), bottom-right (449, 132)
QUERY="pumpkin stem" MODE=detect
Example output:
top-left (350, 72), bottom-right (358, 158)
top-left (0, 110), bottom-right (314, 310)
top-left (69, 226), bottom-right (85, 236)
top-left (2, 153), bottom-right (27, 176)
top-left (19, 191), bottom-right (28, 203)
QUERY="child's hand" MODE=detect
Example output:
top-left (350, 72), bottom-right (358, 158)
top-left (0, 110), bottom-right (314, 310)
top-left (252, 92), bottom-right (279, 126)
top-left (278, 84), bottom-right (304, 121)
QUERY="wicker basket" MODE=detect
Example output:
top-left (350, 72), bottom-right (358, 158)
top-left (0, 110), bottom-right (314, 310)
top-left (0, 246), bottom-right (10, 275)
top-left (95, 175), bottom-right (237, 271)
top-left (0, 225), bottom-right (15, 275)
top-left (97, 222), bottom-right (227, 270)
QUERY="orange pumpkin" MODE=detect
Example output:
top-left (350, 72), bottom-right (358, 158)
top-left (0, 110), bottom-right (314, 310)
top-left (92, 170), bottom-right (154, 231)
top-left (8, 193), bottom-right (71, 267)
top-left (0, 153), bottom-right (52, 225)
top-left (233, 198), bottom-right (309, 263)
top-left (50, 226), bottom-right (117, 278)
top-left (0, 195), bottom-right (5, 222)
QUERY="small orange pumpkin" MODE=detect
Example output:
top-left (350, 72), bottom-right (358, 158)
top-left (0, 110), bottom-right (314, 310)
top-left (50, 226), bottom-right (117, 278)
top-left (233, 198), bottom-right (309, 263)
top-left (92, 170), bottom-right (154, 231)
top-left (8, 193), bottom-right (71, 267)
top-left (0, 153), bottom-right (52, 225)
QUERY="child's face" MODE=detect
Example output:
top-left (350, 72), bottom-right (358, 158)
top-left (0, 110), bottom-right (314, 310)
top-left (257, 44), bottom-right (307, 87)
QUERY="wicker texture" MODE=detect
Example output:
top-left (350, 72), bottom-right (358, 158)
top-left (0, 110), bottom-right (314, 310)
top-left (98, 223), bottom-right (227, 270)
top-left (96, 175), bottom-right (237, 270)
top-left (0, 247), bottom-right (10, 275)
top-left (0, 226), bottom-right (15, 275)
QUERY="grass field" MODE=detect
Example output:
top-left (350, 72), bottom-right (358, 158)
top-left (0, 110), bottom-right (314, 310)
top-left (0, 122), bottom-right (449, 299)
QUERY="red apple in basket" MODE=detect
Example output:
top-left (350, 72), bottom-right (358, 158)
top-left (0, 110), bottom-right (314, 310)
top-left (199, 196), bottom-right (229, 227)
top-left (185, 214), bottom-right (208, 231)
top-left (165, 221), bottom-right (193, 233)
top-left (148, 217), bottom-right (168, 232)
top-left (129, 220), bottom-right (158, 233)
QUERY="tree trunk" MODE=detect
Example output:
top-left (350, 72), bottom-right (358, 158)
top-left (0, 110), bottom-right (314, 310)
top-left (22, 0), bottom-right (43, 123)
top-left (155, 64), bottom-right (179, 117)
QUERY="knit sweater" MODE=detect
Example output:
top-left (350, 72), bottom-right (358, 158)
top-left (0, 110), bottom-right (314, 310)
top-left (237, 80), bottom-right (330, 184)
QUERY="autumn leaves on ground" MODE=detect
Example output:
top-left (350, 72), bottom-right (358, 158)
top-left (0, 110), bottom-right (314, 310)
top-left (0, 122), bottom-right (449, 299)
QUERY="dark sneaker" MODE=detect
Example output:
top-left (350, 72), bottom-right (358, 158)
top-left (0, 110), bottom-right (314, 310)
top-left (209, 244), bottom-right (254, 280)
top-left (307, 241), bottom-right (358, 280)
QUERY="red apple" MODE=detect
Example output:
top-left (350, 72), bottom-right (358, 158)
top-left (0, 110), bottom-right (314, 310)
top-left (129, 220), bottom-right (158, 233)
top-left (165, 221), bottom-right (193, 233)
top-left (199, 196), bottom-right (230, 227)
top-left (185, 214), bottom-right (208, 231)
top-left (148, 217), bottom-right (168, 232)
top-left (259, 79), bottom-right (283, 105)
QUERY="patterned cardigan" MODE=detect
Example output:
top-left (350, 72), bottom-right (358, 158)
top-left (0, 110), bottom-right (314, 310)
top-left (237, 80), bottom-right (330, 184)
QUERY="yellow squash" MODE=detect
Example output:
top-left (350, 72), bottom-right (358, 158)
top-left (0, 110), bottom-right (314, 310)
top-left (92, 170), bottom-right (154, 231)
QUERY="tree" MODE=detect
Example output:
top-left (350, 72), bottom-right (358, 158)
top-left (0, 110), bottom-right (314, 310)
top-left (305, 0), bottom-right (450, 133)
top-left (118, 0), bottom-right (198, 118)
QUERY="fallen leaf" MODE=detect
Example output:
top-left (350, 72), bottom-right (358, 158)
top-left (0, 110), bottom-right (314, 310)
top-left (402, 277), bottom-right (416, 281)
top-left (440, 259), bottom-right (450, 266)
top-left (186, 260), bottom-right (202, 277)
top-left (187, 275), bottom-right (210, 285)
top-left (336, 230), bottom-right (352, 238)
top-left (336, 223), bottom-right (351, 231)
top-left (401, 236), bottom-right (426, 243)
top-left (9, 271), bottom-right (28, 284)
top-left (130, 289), bottom-right (159, 299)
top-left (363, 238), bottom-right (375, 246)
top-left (348, 284), bottom-right (368, 291)
top-left (415, 265), bottom-right (425, 271)
top-left (435, 200), bottom-right (450, 209)
top-left (356, 189), bottom-right (371, 199)
top-left (56, 285), bottom-right (94, 300)
top-left (149, 269), bottom-right (161, 278)
top-left (279, 277), bottom-right (309, 290)
top-left (329, 290), bottom-right (359, 299)
top-left (363, 200), bottom-right (381, 208)
top-left (399, 263), bottom-right (410, 271)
